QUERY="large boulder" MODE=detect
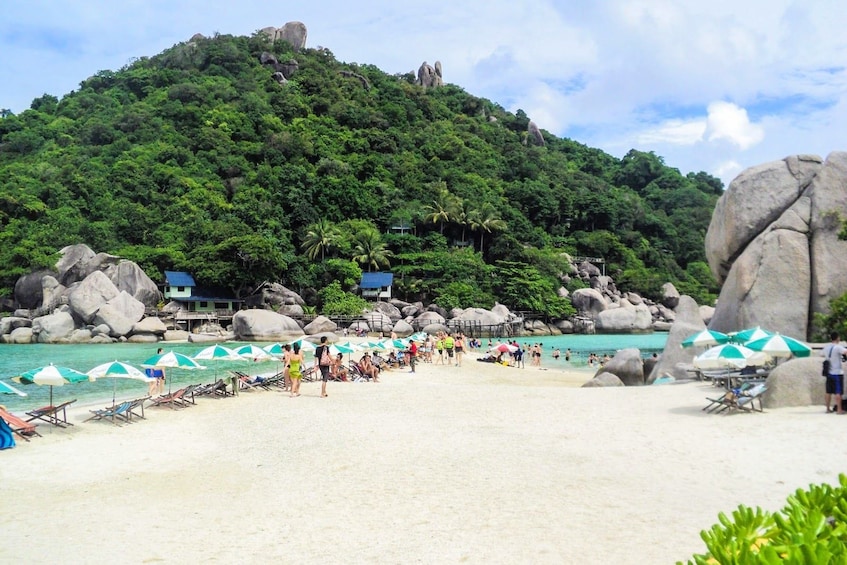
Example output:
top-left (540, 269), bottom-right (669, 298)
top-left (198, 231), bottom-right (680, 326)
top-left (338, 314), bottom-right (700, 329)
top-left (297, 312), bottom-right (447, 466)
top-left (596, 348), bottom-right (644, 386)
top-left (304, 315), bottom-right (337, 335)
top-left (595, 301), bottom-right (652, 333)
top-left (647, 296), bottom-right (705, 383)
top-left (581, 372), bottom-right (624, 387)
top-left (232, 309), bottom-right (303, 341)
top-left (571, 288), bottom-right (608, 317)
top-left (132, 316), bottom-right (167, 336)
top-left (416, 61), bottom-right (443, 87)
top-left (107, 260), bottom-right (161, 306)
top-left (705, 152), bottom-right (847, 339)
top-left (762, 357), bottom-right (826, 408)
top-left (32, 310), bottom-right (76, 343)
top-left (93, 291), bottom-right (146, 337)
top-left (0, 316), bottom-right (31, 335)
top-left (14, 270), bottom-right (55, 309)
top-left (56, 243), bottom-right (97, 285)
top-left (41, 275), bottom-right (66, 311)
top-left (260, 21), bottom-right (308, 51)
top-left (372, 301), bottom-right (401, 321)
top-left (6, 326), bottom-right (34, 343)
top-left (392, 319), bottom-right (414, 337)
top-left (67, 271), bottom-right (120, 324)
top-left (414, 311), bottom-right (446, 327)
top-left (661, 283), bottom-right (680, 309)
top-left (361, 311), bottom-right (393, 334)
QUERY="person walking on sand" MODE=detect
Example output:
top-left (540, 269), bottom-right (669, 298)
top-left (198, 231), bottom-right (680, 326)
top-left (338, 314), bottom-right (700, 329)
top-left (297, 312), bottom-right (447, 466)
top-left (148, 347), bottom-right (166, 396)
top-left (315, 336), bottom-right (332, 397)
top-left (282, 343), bottom-right (292, 391)
top-left (823, 332), bottom-right (846, 413)
top-left (443, 333), bottom-right (455, 366)
top-left (288, 342), bottom-right (304, 397)
top-left (454, 333), bottom-right (465, 367)
top-left (434, 335), bottom-right (445, 365)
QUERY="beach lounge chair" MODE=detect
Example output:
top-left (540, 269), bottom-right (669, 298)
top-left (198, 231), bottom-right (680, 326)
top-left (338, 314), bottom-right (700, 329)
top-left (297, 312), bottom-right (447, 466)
top-left (300, 366), bottom-right (319, 382)
top-left (127, 396), bottom-right (150, 421)
top-left (149, 387), bottom-right (189, 409)
top-left (85, 401), bottom-right (132, 425)
top-left (26, 399), bottom-right (77, 427)
top-left (195, 379), bottom-right (233, 398)
top-left (734, 383), bottom-right (767, 413)
top-left (0, 407), bottom-right (41, 441)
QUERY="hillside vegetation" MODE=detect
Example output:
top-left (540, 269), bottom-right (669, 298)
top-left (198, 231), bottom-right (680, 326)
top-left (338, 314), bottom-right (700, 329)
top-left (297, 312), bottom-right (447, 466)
top-left (0, 31), bottom-right (722, 315)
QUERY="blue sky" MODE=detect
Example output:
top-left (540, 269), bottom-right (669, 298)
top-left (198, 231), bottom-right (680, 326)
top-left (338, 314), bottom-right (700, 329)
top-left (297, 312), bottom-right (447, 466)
top-left (1, 0), bottom-right (845, 187)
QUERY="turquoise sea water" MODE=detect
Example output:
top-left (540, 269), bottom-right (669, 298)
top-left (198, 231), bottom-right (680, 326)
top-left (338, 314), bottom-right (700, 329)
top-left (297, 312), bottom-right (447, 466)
top-left (0, 333), bottom-right (667, 411)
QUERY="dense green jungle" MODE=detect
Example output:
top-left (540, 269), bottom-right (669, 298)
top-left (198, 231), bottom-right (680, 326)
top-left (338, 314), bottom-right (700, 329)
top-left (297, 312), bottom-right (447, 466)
top-left (0, 31), bottom-right (724, 317)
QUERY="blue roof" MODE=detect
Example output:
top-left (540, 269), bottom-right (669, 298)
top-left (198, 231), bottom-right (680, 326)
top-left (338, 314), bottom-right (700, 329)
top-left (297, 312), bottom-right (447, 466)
top-left (164, 271), bottom-right (196, 287)
top-left (360, 272), bottom-right (394, 289)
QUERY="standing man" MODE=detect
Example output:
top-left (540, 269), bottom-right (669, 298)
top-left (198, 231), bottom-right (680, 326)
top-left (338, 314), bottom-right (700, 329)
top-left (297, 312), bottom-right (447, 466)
top-left (407, 339), bottom-right (418, 373)
top-left (443, 333), bottom-right (455, 366)
top-left (315, 336), bottom-right (332, 398)
top-left (823, 332), bottom-right (847, 414)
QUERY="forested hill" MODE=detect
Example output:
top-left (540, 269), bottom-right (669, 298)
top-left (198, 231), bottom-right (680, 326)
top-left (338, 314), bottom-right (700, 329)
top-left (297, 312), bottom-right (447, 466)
top-left (0, 31), bottom-right (722, 315)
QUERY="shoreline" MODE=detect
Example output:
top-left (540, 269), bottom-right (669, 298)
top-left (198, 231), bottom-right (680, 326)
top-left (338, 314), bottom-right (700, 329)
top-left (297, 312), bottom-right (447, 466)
top-left (3, 351), bottom-right (845, 563)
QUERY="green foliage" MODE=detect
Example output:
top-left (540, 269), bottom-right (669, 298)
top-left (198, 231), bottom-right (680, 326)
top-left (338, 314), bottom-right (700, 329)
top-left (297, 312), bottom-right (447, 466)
top-left (493, 260), bottom-right (576, 318)
top-left (814, 292), bottom-right (847, 341)
top-left (681, 475), bottom-right (847, 564)
top-left (434, 281), bottom-right (495, 311)
top-left (0, 31), bottom-right (722, 309)
top-left (317, 281), bottom-right (369, 316)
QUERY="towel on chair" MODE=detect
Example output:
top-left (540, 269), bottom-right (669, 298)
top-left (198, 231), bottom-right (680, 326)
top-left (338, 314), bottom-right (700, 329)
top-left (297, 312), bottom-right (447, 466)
top-left (0, 418), bottom-right (15, 450)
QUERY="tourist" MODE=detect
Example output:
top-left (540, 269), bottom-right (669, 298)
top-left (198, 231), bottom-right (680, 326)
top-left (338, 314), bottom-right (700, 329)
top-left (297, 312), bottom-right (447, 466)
top-left (823, 332), bottom-right (846, 414)
top-left (407, 339), bottom-right (418, 373)
top-left (553, 347), bottom-right (560, 361)
top-left (434, 334), bottom-right (445, 365)
top-left (315, 336), bottom-right (332, 398)
top-left (454, 333), bottom-right (465, 367)
top-left (565, 348), bottom-right (571, 362)
top-left (288, 342), bottom-right (304, 397)
top-left (282, 343), bottom-right (292, 391)
top-left (443, 333), bottom-right (455, 365)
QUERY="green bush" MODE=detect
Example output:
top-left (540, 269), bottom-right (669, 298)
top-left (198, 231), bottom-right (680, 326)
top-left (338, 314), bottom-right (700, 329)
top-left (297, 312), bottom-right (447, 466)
top-left (317, 281), bottom-right (369, 316)
top-left (681, 475), bottom-right (847, 564)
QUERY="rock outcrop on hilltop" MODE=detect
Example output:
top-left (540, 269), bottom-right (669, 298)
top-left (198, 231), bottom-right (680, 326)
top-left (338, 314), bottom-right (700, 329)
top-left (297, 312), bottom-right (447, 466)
top-left (416, 61), bottom-right (443, 88)
top-left (705, 152), bottom-right (847, 339)
top-left (260, 21), bottom-right (308, 51)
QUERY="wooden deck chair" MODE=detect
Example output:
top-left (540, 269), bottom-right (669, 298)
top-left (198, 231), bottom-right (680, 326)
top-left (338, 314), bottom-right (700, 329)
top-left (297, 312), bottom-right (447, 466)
top-left (85, 401), bottom-right (132, 425)
top-left (0, 407), bottom-right (40, 442)
top-left (149, 387), bottom-right (189, 409)
top-left (733, 383), bottom-right (768, 413)
top-left (26, 399), bottom-right (77, 427)
top-left (127, 396), bottom-right (150, 421)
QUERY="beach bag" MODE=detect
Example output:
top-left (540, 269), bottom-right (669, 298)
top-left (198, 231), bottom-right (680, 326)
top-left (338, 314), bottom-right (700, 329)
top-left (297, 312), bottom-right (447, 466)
top-left (319, 347), bottom-right (331, 366)
top-left (823, 358), bottom-right (831, 377)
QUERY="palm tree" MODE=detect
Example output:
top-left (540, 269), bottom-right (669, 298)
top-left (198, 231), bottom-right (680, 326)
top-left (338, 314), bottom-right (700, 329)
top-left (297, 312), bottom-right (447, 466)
top-left (469, 203), bottom-right (507, 253)
top-left (424, 186), bottom-right (459, 235)
top-left (301, 219), bottom-right (339, 261)
top-left (352, 228), bottom-right (394, 272)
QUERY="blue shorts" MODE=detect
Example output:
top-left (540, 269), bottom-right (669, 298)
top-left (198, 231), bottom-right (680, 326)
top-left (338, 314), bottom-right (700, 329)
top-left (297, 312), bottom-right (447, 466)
top-left (826, 374), bottom-right (843, 395)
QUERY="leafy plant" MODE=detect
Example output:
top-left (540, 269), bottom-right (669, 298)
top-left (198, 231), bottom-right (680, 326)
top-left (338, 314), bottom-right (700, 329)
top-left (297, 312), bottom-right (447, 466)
top-left (681, 475), bottom-right (847, 564)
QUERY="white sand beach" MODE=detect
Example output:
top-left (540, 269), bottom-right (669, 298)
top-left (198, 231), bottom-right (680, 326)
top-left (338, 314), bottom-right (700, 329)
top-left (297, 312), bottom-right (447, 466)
top-left (2, 352), bottom-right (844, 564)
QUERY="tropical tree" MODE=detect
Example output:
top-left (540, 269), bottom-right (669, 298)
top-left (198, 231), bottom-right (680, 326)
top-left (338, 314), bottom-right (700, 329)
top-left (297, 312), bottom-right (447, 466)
top-left (424, 184), bottom-right (459, 235)
top-left (352, 227), bottom-right (394, 271)
top-left (469, 202), bottom-right (507, 252)
top-left (301, 219), bottom-right (339, 261)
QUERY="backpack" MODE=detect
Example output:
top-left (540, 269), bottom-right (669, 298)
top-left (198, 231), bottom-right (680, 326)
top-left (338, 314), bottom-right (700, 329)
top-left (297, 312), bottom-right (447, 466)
top-left (319, 346), bottom-right (331, 366)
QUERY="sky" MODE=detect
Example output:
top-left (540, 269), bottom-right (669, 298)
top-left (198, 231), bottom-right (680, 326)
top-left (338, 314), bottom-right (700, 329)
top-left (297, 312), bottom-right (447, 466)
top-left (1, 1), bottom-right (845, 187)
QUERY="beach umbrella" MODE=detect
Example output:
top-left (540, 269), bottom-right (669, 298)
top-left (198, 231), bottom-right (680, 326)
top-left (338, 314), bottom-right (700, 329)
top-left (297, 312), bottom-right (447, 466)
top-left (87, 361), bottom-right (155, 405)
top-left (490, 343), bottom-right (518, 353)
top-left (288, 338), bottom-right (316, 352)
top-left (263, 343), bottom-right (286, 357)
top-left (730, 326), bottom-right (773, 344)
top-left (389, 338), bottom-right (410, 349)
top-left (410, 332), bottom-right (428, 341)
top-left (681, 329), bottom-right (730, 348)
top-left (0, 380), bottom-right (27, 397)
top-left (142, 351), bottom-right (205, 394)
top-left (193, 345), bottom-right (243, 381)
top-left (363, 340), bottom-right (387, 352)
top-left (13, 364), bottom-right (92, 406)
top-left (234, 344), bottom-right (273, 361)
top-left (693, 344), bottom-right (768, 370)
top-left (745, 334), bottom-right (812, 358)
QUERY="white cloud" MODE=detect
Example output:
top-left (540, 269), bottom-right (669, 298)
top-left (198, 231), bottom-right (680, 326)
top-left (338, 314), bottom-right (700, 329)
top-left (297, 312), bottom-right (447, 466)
top-left (704, 101), bottom-right (765, 150)
top-left (636, 119), bottom-right (707, 146)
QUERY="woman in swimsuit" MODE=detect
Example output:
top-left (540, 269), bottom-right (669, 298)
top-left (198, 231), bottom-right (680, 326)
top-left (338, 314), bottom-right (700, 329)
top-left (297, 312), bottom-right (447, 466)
top-left (289, 342), bottom-right (304, 397)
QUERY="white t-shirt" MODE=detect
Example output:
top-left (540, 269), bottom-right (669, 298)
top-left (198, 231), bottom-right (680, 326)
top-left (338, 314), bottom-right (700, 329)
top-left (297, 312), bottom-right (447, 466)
top-left (824, 343), bottom-right (846, 376)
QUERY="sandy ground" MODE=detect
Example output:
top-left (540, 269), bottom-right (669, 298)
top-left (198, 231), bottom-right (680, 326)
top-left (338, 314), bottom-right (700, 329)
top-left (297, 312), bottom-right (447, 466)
top-left (2, 350), bottom-right (844, 564)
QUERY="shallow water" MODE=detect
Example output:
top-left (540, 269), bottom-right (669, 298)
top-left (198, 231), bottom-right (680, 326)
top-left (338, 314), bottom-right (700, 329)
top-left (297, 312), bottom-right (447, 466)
top-left (0, 333), bottom-right (667, 411)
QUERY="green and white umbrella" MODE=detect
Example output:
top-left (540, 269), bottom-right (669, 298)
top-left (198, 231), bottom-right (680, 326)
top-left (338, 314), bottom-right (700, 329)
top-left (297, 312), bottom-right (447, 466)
top-left (193, 345), bottom-right (243, 381)
top-left (731, 326), bottom-right (773, 344)
top-left (745, 334), bottom-right (812, 358)
top-left (681, 329), bottom-right (730, 348)
top-left (0, 380), bottom-right (27, 397)
top-left (87, 360), bottom-right (154, 405)
top-left (13, 364), bottom-right (93, 406)
top-left (288, 338), bottom-right (316, 353)
top-left (693, 344), bottom-right (769, 370)
top-left (234, 344), bottom-right (273, 361)
top-left (142, 351), bottom-right (206, 394)
top-left (262, 343), bottom-right (286, 357)
top-left (330, 341), bottom-right (360, 355)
